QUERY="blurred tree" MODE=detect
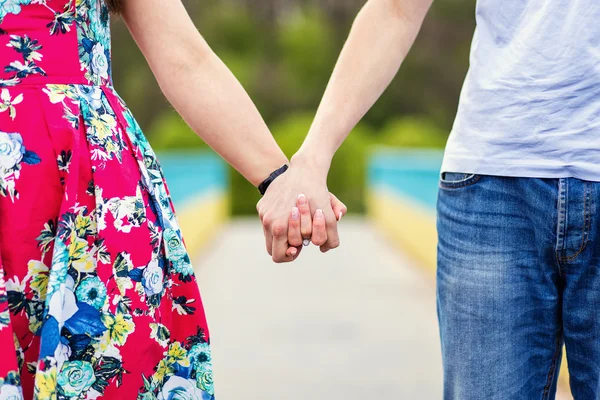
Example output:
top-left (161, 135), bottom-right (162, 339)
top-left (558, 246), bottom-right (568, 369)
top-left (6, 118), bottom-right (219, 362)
top-left (109, 0), bottom-right (477, 215)
top-left (379, 117), bottom-right (447, 148)
top-left (147, 112), bottom-right (209, 151)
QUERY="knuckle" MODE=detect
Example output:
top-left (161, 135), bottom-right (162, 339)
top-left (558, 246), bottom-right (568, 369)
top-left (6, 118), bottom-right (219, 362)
top-left (300, 205), bottom-right (311, 215)
top-left (262, 214), bottom-right (273, 227)
top-left (289, 237), bottom-right (302, 247)
top-left (328, 239), bottom-right (340, 249)
top-left (312, 238), bottom-right (326, 246)
top-left (272, 223), bottom-right (287, 237)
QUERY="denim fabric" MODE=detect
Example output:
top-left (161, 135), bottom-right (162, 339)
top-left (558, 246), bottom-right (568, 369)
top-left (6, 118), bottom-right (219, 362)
top-left (437, 174), bottom-right (600, 399)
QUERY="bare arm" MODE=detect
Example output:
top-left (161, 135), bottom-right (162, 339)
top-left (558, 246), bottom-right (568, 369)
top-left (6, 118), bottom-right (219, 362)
top-left (120, 0), bottom-right (287, 186)
top-left (258, 0), bottom-right (432, 257)
top-left (292, 0), bottom-right (433, 169)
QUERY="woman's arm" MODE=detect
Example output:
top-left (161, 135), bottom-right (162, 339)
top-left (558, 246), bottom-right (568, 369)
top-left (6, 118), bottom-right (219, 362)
top-left (120, 0), bottom-right (288, 186)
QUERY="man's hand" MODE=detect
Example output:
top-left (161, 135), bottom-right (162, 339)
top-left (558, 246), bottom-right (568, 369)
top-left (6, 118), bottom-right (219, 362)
top-left (256, 160), bottom-right (346, 263)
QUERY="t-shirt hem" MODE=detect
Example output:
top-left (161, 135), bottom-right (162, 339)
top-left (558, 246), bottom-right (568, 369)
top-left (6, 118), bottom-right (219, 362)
top-left (441, 155), bottom-right (600, 182)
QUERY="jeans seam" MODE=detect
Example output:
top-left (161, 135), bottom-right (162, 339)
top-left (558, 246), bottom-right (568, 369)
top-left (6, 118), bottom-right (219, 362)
top-left (542, 336), bottom-right (562, 400)
top-left (559, 181), bottom-right (591, 262)
top-left (555, 178), bottom-right (567, 276)
top-left (438, 174), bottom-right (481, 190)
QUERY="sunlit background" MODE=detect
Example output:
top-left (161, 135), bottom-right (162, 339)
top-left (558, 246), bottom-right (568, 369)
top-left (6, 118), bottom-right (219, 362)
top-left (110, 1), bottom-right (572, 399)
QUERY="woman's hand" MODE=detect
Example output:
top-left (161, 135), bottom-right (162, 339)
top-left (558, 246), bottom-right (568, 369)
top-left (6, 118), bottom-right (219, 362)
top-left (285, 193), bottom-right (348, 259)
top-left (257, 160), bottom-right (347, 263)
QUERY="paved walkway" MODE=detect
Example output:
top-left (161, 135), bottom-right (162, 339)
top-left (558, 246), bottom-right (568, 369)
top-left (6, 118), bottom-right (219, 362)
top-left (195, 218), bottom-right (443, 400)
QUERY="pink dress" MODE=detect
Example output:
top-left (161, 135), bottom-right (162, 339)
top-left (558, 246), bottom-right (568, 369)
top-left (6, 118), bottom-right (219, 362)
top-left (0, 0), bottom-right (214, 398)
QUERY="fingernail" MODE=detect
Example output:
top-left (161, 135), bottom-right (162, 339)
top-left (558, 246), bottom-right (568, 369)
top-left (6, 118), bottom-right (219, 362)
top-left (303, 239), bottom-right (310, 247)
top-left (292, 207), bottom-right (299, 220)
top-left (338, 211), bottom-right (343, 221)
top-left (290, 248), bottom-right (297, 256)
top-left (315, 209), bottom-right (324, 219)
top-left (298, 194), bottom-right (307, 205)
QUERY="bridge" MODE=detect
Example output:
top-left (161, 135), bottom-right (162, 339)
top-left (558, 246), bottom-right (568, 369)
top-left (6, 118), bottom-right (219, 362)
top-left (163, 150), bottom-right (573, 400)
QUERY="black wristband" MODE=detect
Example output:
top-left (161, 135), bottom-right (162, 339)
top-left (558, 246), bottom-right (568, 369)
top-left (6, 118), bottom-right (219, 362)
top-left (258, 164), bottom-right (289, 195)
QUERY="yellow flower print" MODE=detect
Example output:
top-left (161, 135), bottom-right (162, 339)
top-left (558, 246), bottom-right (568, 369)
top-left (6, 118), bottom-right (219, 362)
top-left (102, 313), bottom-right (135, 346)
top-left (42, 84), bottom-right (77, 104)
top-left (90, 112), bottom-right (116, 140)
top-left (34, 366), bottom-right (58, 400)
top-left (74, 213), bottom-right (94, 237)
top-left (72, 252), bottom-right (95, 273)
top-left (68, 234), bottom-right (96, 273)
top-left (152, 359), bottom-right (174, 384)
top-left (68, 234), bottom-right (87, 260)
top-left (95, 330), bottom-right (113, 355)
top-left (28, 260), bottom-right (49, 299)
top-left (165, 342), bottom-right (190, 368)
top-left (0, 89), bottom-right (23, 120)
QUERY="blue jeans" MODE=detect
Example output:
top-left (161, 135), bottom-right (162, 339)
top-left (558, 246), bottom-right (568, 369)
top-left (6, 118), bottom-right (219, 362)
top-left (437, 174), bottom-right (600, 399)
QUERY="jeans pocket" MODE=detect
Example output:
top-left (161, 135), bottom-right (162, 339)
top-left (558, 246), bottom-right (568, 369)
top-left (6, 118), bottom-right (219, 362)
top-left (439, 172), bottom-right (481, 189)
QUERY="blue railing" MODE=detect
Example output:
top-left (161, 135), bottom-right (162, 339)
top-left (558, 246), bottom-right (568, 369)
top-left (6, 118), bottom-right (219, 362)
top-left (368, 148), bottom-right (443, 209)
top-left (158, 151), bottom-right (227, 206)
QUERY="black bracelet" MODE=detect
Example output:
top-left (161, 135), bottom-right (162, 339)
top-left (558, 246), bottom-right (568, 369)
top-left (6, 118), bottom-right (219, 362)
top-left (258, 164), bottom-right (289, 195)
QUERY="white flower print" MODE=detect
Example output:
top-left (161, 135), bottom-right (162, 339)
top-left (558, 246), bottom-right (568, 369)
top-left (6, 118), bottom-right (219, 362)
top-left (0, 131), bottom-right (24, 171)
top-left (0, 89), bottom-right (23, 120)
top-left (143, 260), bottom-right (164, 297)
top-left (0, 383), bottom-right (22, 400)
top-left (157, 376), bottom-right (206, 400)
top-left (90, 43), bottom-right (109, 81)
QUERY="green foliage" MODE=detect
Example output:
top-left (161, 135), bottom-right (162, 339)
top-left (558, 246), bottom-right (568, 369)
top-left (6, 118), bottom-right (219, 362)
top-left (147, 112), bottom-right (210, 151)
top-left (110, 0), bottom-right (478, 215)
top-left (230, 113), bottom-right (373, 215)
top-left (197, 4), bottom-right (266, 88)
top-left (378, 117), bottom-right (447, 149)
top-left (275, 8), bottom-right (337, 107)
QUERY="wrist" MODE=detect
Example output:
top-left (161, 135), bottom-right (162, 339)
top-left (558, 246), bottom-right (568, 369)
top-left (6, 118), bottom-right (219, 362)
top-left (257, 164), bottom-right (289, 195)
top-left (290, 148), bottom-right (332, 178)
top-left (250, 153), bottom-right (289, 187)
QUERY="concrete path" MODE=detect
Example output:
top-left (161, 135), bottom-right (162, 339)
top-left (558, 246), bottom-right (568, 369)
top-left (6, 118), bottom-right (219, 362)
top-left (195, 217), bottom-right (443, 400)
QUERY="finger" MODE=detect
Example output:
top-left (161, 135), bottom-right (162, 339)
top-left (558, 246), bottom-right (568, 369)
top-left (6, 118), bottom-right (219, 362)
top-left (329, 193), bottom-right (348, 221)
top-left (311, 209), bottom-right (328, 246)
top-left (273, 234), bottom-right (293, 263)
top-left (319, 208), bottom-right (340, 253)
top-left (297, 194), bottom-right (312, 241)
top-left (262, 224), bottom-right (273, 256)
top-left (288, 207), bottom-right (303, 247)
top-left (271, 219), bottom-right (292, 263)
top-left (286, 246), bottom-right (302, 258)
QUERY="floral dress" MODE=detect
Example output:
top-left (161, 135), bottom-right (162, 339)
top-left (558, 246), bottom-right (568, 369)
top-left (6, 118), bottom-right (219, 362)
top-left (0, 1), bottom-right (214, 399)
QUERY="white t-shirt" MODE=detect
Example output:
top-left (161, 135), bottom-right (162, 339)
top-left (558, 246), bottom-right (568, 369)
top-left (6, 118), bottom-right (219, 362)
top-left (442, 0), bottom-right (600, 180)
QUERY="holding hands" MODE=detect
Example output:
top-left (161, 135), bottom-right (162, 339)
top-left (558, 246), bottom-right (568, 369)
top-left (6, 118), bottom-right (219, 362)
top-left (256, 157), bottom-right (347, 263)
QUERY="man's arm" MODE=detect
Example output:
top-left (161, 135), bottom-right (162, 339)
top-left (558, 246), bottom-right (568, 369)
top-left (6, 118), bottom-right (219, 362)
top-left (292, 0), bottom-right (433, 170)
top-left (258, 0), bottom-right (432, 256)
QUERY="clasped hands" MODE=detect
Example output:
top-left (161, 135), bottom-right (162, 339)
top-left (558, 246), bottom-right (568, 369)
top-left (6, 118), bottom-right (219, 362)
top-left (256, 154), bottom-right (347, 263)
